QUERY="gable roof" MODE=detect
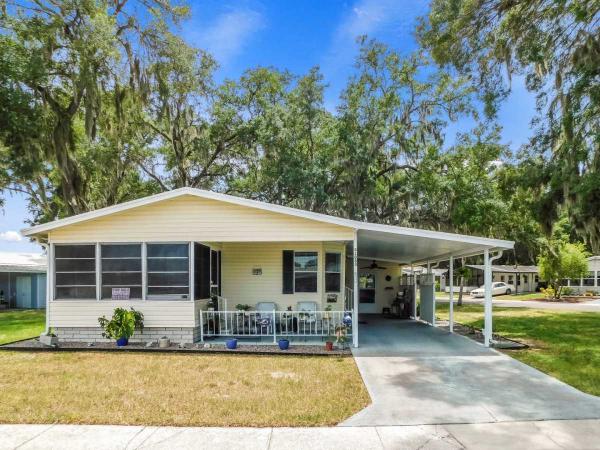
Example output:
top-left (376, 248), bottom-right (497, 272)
top-left (21, 187), bottom-right (513, 261)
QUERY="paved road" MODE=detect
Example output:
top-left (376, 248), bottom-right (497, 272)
top-left (437, 297), bottom-right (600, 312)
top-left (344, 318), bottom-right (600, 426)
top-left (2, 421), bottom-right (600, 449)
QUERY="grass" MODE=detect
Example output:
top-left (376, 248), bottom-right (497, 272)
top-left (0, 310), bottom-right (46, 345)
top-left (436, 303), bottom-right (600, 396)
top-left (0, 352), bottom-right (369, 427)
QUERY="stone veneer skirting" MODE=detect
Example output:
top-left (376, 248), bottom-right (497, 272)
top-left (55, 327), bottom-right (200, 344)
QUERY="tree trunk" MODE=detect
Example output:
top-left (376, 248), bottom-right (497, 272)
top-left (458, 276), bottom-right (464, 306)
top-left (52, 115), bottom-right (87, 215)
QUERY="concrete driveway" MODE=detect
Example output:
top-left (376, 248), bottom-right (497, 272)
top-left (342, 317), bottom-right (600, 426)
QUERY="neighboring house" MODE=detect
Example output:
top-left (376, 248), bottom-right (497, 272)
top-left (21, 188), bottom-right (513, 347)
top-left (563, 256), bottom-right (600, 294)
top-left (0, 252), bottom-right (47, 309)
top-left (465, 258), bottom-right (600, 295)
top-left (465, 265), bottom-right (540, 293)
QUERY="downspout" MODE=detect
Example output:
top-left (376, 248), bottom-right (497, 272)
top-left (37, 239), bottom-right (51, 335)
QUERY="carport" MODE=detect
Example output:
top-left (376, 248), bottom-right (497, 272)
top-left (347, 224), bottom-right (514, 348)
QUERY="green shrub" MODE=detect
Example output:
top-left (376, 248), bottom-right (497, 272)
top-left (98, 307), bottom-right (144, 340)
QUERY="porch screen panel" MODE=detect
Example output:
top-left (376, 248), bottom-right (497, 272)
top-left (54, 244), bottom-right (96, 299)
top-left (101, 244), bottom-right (142, 299)
top-left (325, 253), bottom-right (341, 292)
top-left (194, 243), bottom-right (210, 300)
top-left (147, 243), bottom-right (189, 299)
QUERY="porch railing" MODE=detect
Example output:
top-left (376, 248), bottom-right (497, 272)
top-left (198, 310), bottom-right (353, 342)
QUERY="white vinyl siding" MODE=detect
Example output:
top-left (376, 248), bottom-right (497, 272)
top-left (48, 195), bottom-right (354, 243)
top-left (48, 300), bottom-right (194, 328)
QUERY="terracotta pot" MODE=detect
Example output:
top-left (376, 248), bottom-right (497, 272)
top-left (325, 341), bottom-right (334, 351)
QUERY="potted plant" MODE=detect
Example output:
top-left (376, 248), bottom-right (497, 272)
top-left (235, 304), bottom-right (251, 317)
top-left (325, 335), bottom-right (334, 351)
top-left (324, 304), bottom-right (332, 321)
top-left (335, 325), bottom-right (348, 350)
top-left (207, 296), bottom-right (216, 311)
top-left (39, 331), bottom-right (58, 347)
top-left (98, 307), bottom-right (144, 347)
top-left (226, 338), bottom-right (238, 350)
top-left (278, 338), bottom-right (290, 350)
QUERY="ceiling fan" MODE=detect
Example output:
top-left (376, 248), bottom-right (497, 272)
top-left (361, 260), bottom-right (387, 270)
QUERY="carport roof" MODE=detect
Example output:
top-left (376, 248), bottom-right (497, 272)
top-left (21, 187), bottom-right (513, 263)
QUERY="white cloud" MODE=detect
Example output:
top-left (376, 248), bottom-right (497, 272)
top-left (192, 9), bottom-right (265, 66)
top-left (321, 0), bottom-right (427, 81)
top-left (0, 231), bottom-right (23, 242)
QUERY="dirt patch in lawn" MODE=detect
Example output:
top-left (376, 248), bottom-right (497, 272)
top-left (0, 351), bottom-right (370, 427)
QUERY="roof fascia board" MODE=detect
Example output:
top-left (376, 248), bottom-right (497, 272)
top-left (412, 246), bottom-right (508, 266)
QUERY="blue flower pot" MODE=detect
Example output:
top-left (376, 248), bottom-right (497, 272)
top-left (226, 338), bottom-right (238, 350)
top-left (116, 337), bottom-right (128, 347)
top-left (278, 339), bottom-right (290, 350)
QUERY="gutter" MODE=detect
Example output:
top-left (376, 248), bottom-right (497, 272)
top-left (35, 239), bottom-right (50, 335)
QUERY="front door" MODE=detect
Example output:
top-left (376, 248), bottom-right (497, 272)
top-left (16, 276), bottom-right (32, 308)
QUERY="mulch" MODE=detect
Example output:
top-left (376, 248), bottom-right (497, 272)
top-left (436, 320), bottom-right (528, 350)
top-left (0, 338), bottom-right (352, 356)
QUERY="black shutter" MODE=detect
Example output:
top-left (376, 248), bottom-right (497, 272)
top-left (282, 250), bottom-right (294, 294)
top-left (217, 250), bottom-right (222, 296)
top-left (194, 243), bottom-right (211, 300)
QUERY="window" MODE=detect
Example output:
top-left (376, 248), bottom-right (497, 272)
top-left (101, 244), bottom-right (142, 300)
top-left (500, 275), bottom-right (505, 282)
top-left (294, 251), bottom-right (318, 292)
top-left (523, 275), bottom-right (528, 284)
top-left (583, 272), bottom-right (595, 287)
top-left (508, 275), bottom-right (514, 284)
top-left (325, 253), bottom-right (341, 292)
top-left (54, 244), bottom-right (96, 299)
top-left (146, 243), bottom-right (189, 299)
top-left (359, 273), bottom-right (375, 303)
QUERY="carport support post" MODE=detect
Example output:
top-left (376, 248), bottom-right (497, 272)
top-left (484, 249), bottom-right (492, 347)
top-left (449, 255), bottom-right (454, 333)
top-left (352, 230), bottom-right (359, 348)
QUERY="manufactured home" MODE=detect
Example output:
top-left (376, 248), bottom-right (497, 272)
top-left (0, 252), bottom-right (46, 309)
top-left (22, 188), bottom-right (513, 347)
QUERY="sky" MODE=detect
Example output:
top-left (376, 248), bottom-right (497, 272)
top-left (0, 0), bottom-right (537, 254)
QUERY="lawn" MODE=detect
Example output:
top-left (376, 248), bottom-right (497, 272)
top-left (0, 309), bottom-right (46, 345)
top-left (436, 304), bottom-right (600, 396)
top-left (435, 292), bottom-right (544, 301)
top-left (0, 352), bottom-right (369, 427)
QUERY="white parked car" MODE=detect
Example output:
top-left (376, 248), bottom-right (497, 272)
top-left (470, 282), bottom-right (515, 298)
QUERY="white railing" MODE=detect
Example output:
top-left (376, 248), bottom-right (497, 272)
top-left (199, 310), bottom-right (353, 342)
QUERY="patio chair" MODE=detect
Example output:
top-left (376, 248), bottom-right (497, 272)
top-left (255, 302), bottom-right (277, 335)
